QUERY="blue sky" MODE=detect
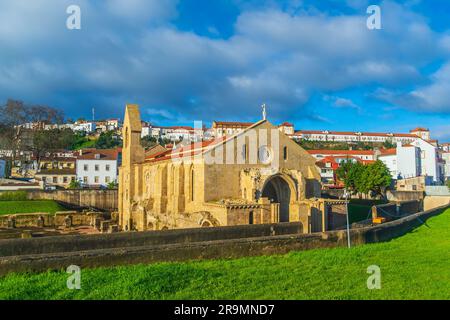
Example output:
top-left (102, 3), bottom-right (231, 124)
top-left (1, 0), bottom-right (450, 141)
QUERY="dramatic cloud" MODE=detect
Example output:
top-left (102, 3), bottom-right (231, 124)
top-left (324, 96), bottom-right (361, 111)
top-left (374, 62), bottom-right (450, 113)
top-left (0, 0), bottom-right (449, 124)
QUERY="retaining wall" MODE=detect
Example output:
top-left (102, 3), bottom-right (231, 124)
top-left (424, 196), bottom-right (450, 211)
top-left (0, 222), bottom-right (302, 257)
top-left (321, 189), bottom-right (424, 202)
top-left (0, 205), bottom-right (447, 276)
top-left (0, 211), bottom-right (105, 230)
top-left (24, 189), bottom-right (118, 211)
top-left (386, 190), bottom-right (424, 201)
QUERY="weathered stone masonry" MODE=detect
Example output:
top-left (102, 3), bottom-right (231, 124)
top-left (118, 104), bottom-right (339, 233)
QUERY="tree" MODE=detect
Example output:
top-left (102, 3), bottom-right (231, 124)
top-left (95, 131), bottom-right (122, 149)
top-left (0, 100), bottom-right (65, 175)
top-left (336, 160), bottom-right (364, 193)
top-left (31, 129), bottom-right (77, 168)
top-left (141, 136), bottom-right (158, 148)
top-left (337, 160), bottom-right (391, 198)
top-left (158, 137), bottom-right (172, 146)
top-left (336, 160), bottom-right (354, 190)
top-left (29, 105), bottom-right (64, 124)
top-left (0, 99), bottom-right (29, 162)
top-left (361, 161), bottom-right (392, 197)
top-left (107, 181), bottom-right (118, 189)
top-left (68, 180), bottom-right (81, 189)
top-left (71, 132), bottom-right (96, 150)
top-left (383, 139), bottom-right (397, 149)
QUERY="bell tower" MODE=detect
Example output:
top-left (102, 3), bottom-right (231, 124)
top-left (122, 104), bottom-right (144, 166)
top-left (119, 104), bottom-right (145, 231)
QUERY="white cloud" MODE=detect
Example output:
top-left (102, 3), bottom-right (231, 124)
top-left (105, 0), bottom-right (178, 24)
top-left (0, 0), bottom-right (449, 122)
top-left (375, 62), bottom-right (450, 113)
top-left (334, 98), bottom-right (360, 110)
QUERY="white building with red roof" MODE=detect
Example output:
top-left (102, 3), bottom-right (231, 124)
top-left (211, 121), bottom-right (254, 137)
top-left (376, 141), bottom-right (441, 183)
top-left (308, 149), bottom-right (375, 162)
top-left (410, 127), bottom-right (430, 141)
top-left (293, 129), bottom-right (421, 145)
top-left (75, 148), bottom-right (122, 187)
top-left (278, 122), bottom-right (294, 136)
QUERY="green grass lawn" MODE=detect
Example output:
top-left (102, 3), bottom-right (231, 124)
top-left (0, 200), bottom-right (66, 215)
top-left (0, 208), bottom-right (449, 300)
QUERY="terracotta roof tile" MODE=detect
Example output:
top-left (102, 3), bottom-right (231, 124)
top-left (410, 127), bottom-right (429, 132)
top-left (76, 148), bottom-right (120, 160)
top-left (308, 150), bottom-right (374, 155)
top-left (378, 148), bottom-right (397, 155)
top-left (295, 130), bottom-right (417, 138)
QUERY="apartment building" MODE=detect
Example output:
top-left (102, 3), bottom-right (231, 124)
top-left (308, 149), bottom-right (375, 162)
top-left (294, 129), bottom-right (420, 145)
top-left (160, 126), bottom-right (203, 142)
top-left (75, 148), bottom-right (121, 187)
top-left (73, 121), bottom-right (96, 133)
top-left (34, 157), bottom-right (77, 188)
top-left (211, 121), bottom-right (253, 137)
top-left (376, 141), bottom-right (442, 183)
top-left (278, 122), bottom-right (295, 136)
top-left (441, 152), bottom-right (450, 181)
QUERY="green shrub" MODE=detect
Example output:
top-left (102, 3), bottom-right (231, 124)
top-left (0, 191), bottom-right (28, 201)
top-left (68, 180), bottom-right (81, 189)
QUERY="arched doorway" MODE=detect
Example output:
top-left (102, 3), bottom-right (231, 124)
top-left (201, 221), bottom-right (212, 227)
top-left (261, 176), bottom-right (292, 222)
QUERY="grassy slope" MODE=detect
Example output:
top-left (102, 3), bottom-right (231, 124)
top-left (0, 209), bottom-right (449, 300)
top-left (0, 200), bottom-right (66, 215)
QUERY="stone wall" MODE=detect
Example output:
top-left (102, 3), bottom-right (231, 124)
top-left (386, 190), bottom-right (424, 202)
top-left (321, 189), bottom-right (424, 202)
top-left (0, 211), bottom-right (106, 230)
top-left (352, 200), bottom-right (422, 228)
top-left (0, 205), bottom-right (447, 275)
top-left (424, 196), bottom-right (450, 211)
top-left (326, 201), bottom-right (348, 230)
top-left (25, 189), bottom-right (118, 211)
top-left (0, 222), bottom-right (302, 257)
top-left (398, 200), bottom-right (422, 215)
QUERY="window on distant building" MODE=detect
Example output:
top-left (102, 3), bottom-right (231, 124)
top-left (53, 177), bottom-right (57, 183)
top-left (83, 176), bottom-right (88, 184)
top-left (71, 177), bottom-right (75, 182)
top-left (105, 176), bottom-right (110, 183)
top-left (84, 164), bottom-right (88, 171)
top-left (283, 146), bottom-right (288, 160)
top-left (95, 165), bottom-right (99, 171)
top-left (42, 176), bottom-right (46, 182)
top-left (106, 164), bottom-right (110, 171)
top-left (249, 211), bottom-right (254, 225)
top-left (94, 176), bottom-right (99, 183)
top-left (63, 177), bottom-right (68, 183)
